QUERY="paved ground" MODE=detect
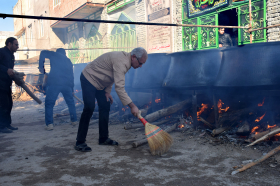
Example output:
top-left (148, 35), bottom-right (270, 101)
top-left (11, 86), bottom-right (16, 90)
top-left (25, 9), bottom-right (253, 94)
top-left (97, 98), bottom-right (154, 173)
top-left (1, 99), bottom-right (280, 186)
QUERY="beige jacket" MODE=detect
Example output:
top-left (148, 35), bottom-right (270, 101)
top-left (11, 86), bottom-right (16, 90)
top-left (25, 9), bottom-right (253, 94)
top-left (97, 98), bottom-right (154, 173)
top-left (82, 51), bottom-right (132, 106)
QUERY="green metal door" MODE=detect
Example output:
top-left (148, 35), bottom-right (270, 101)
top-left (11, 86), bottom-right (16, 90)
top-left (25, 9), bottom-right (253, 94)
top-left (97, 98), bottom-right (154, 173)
top-left (238, 0), bottom-right (266, 44)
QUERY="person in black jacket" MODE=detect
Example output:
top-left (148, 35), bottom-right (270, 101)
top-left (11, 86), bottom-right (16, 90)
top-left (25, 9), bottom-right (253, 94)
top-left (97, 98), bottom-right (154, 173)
top-left (0, 37), bottom-right (19, 133)
top-left (38, 48), bottom-right (77, 131)
top-left (218, 28), bottom-right (233, 48)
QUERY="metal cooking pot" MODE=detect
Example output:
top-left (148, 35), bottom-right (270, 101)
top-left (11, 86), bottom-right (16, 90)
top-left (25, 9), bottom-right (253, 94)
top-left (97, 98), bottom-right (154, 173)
top-left (214, 42), bottom-right (280, 89)
top-left (132, 53), bottom-right (171, 89)
top-left (163, 49), bottom-right (222, 89)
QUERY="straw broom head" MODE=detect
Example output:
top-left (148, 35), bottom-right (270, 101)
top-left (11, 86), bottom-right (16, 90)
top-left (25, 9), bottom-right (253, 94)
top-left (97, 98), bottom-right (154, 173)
top-left (138, 113), bottom-right (173, 155)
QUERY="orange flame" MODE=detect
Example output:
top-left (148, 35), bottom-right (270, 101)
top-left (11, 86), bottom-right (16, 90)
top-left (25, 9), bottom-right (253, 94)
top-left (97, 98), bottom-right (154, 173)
top-left (275, 133), bottom-right (280, 137)
top-left (217, 99), bottom-right (230, 114)
top-left (255, 112), bottom-right (266, 123)
top-left (258, 97), bottom-right (265, 107)
top-left (178, 124), bottom-right (184, 128)
top-left (251, 126), bottom-right (259, 133)
top-left (197, 103), bottom-right (208, 120)
top-left (155, 98), bottom-right (161, 103)
top-left (267, 124), bottom-right (276, 129)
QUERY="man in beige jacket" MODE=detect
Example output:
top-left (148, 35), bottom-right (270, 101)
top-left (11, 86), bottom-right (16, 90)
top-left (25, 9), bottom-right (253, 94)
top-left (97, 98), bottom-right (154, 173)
top-left (75, 47), bottom-right (148, 152)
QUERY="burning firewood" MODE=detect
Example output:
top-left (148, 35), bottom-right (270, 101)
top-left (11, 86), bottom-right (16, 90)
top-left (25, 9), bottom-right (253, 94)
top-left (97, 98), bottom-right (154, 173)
top-left (124, 118), bottom-right (173, 130)
top-left (13, 71), bottom-right (42, 104)
top-left (236, 120), bottom-right (250, 136)
top-left (132, 123), bottom-right (177, 148)
top-left (199, 117), bottom-right (214, 129)
top-left (231, 145), bottom-right (280, 175)
top-left (246, 127), bottom-right (280, 147)
top-left (211, 127), bottom-right (229, 137)
top-left (144, 99), bottom-right (191, 123)
top-left (250, 126), bottom-right (279, 141)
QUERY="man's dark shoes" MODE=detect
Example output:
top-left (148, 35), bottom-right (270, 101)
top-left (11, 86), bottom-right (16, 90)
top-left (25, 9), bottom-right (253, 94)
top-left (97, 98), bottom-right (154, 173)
top-left (74, 143), bottom-right (92, 152)
top-left (99, 138), bottom-right (118, 146)
top-left (7, 125), bottom-right (18, 130)
top-left (0, 127), bottom-right (13, 133)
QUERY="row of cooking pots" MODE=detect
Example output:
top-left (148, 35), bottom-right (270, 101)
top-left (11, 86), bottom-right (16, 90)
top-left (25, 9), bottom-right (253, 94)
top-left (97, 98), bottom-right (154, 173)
top-left (127, 41), bottom-right (280, 90)
top-left (74, 41), bottom-right (280, 91)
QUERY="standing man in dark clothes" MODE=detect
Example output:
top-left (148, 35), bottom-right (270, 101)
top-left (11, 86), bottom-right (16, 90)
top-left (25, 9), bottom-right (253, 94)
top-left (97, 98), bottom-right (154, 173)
top-left (218, 28), bottom-right (233, 48)
top-left (38, 48), bottom-right (77, 131)
top-left (0, 37), bottom-right (19, 133)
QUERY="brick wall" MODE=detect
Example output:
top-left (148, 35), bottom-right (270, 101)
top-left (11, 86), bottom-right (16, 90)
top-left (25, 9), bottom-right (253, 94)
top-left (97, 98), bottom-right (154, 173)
top-left (266, 0), bottom-right (280, 41)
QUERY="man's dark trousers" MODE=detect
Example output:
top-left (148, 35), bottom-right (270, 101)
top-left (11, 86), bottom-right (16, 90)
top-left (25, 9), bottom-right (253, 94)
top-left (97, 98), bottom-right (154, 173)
top-left (76, 73), bottom-right (111, 143)
top-left (0, 90), bottom-right (13, 129)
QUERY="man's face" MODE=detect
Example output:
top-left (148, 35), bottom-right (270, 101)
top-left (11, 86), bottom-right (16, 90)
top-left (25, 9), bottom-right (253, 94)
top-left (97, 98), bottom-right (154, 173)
top-left (219, 28), bottom-right (225, 35)
top-left (8, 40), bottom-right (19, 53)
top-left (131, 54), bottom-right (147, 69)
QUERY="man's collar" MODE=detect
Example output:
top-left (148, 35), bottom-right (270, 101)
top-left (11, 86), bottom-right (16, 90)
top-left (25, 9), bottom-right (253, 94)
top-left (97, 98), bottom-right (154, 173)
top-left (4, 46), bottom-right (13, 54)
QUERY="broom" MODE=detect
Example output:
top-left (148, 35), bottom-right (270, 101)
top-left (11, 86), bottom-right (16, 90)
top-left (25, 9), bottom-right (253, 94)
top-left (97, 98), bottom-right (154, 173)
top-left (138, 112), bottom-right (173, 155)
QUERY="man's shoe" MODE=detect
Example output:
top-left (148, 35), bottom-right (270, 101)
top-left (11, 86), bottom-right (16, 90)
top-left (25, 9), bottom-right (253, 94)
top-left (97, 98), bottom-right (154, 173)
top-left (45, 124), bottom-right (54, 131)
top-left (7, 125), bottom-right (18, 130)
top-left (71, 121), bottom-right (78, 126)
top-left (0, 127), bottom-right (13, 133)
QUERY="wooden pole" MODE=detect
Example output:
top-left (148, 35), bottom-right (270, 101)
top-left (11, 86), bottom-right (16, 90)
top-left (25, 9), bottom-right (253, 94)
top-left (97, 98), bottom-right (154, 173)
top-left (249, 0), bottom-right (253, 43)
top-left (232, 145), bottom-right (280, 175)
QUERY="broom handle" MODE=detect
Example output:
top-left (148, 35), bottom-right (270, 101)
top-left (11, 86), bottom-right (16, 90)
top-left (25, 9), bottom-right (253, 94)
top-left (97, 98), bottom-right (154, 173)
top-left (138, 113), bottom-right (148, 126)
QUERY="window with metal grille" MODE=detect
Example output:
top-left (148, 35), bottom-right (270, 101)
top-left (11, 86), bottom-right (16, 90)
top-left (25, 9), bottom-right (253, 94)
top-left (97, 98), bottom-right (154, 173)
top-left (68, 34), bottom-right (79, 64)
top-left (181, 0), bottom-right (266, 51)
top-left (86, 25), bottom-right (103, 62)
top-left (110, 13), bottom-right (136, 53)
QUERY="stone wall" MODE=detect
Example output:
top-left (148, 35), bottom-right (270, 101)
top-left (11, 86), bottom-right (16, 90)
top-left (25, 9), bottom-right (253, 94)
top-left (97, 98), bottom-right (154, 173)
top-left (135, 0), bottom-right (147, 49)
top-left (173, 0), bottom-right (183, 52)
top-left (266, 0), bottom-right (280, 41)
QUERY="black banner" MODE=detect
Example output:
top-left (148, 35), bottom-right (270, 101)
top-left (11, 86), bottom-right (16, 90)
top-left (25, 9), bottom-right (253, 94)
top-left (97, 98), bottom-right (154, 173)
top-left (187, 0), bottom-right (229, 18)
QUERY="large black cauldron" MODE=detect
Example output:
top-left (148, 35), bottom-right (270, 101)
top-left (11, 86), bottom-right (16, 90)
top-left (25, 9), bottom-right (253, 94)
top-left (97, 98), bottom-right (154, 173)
top-left (162, 49), bottom-right (222, 89)
top-left (73, 63), bottom-right (88, 90)
top-left (132, 53), bottom-right (171, 89)
top-left (214, 42), bottom-right (280, 89)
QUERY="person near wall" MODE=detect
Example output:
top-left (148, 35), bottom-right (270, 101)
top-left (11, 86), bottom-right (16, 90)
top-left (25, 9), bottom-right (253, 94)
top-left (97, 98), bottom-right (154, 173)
top-left (75, 47), bottom-right (148, 152)
top-left (38, 48), bottom-right (78, 131)
top-left (0, 37), bottom-right (19, 133)
top-left (218, 28), bottom-right (233, 48)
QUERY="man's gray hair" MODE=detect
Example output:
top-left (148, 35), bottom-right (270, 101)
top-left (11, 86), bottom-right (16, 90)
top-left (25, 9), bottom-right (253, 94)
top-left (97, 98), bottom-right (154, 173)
top-left (131, 47), bottom-right (147, 59)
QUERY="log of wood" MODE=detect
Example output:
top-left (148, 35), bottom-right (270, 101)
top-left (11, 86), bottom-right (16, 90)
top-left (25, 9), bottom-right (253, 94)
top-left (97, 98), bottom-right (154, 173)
top-left (246, 127), bottom-right (280, 147)
top-left (89, 111), bottom-right (119, 125)
top-left (124, 118), bottom-right (173, 130)
top-left (132, 123), bottom-right (178, 148)
top-left (13, 71), bottom-right (42, 104)
top-left (211, 127), bottom-right (229, 137)
top-left (232, 145), bottom-right (280, 175)
top-left (236, 120), bottom-right (250, 136)
top-left (251, 126), bottom-right (279, 141)
top-left (218, 107), bottom-right (252, 126)
top-left (199, 117), bottom-right (214, 129)
top-left (122, 108), bottom-right (149, 120)
top-left (144, 99), bottom-right (191, 123)
top-left (73, 94), bottom-right (84, 104)
top-left (21, 84), bottom-right (42, 104)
